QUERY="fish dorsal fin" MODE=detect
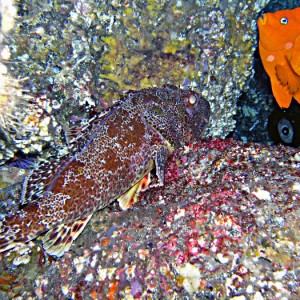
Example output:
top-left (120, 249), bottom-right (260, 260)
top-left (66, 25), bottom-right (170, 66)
top-left (22, 102), bottom-right (124, 204)
top-left (66, 101), bottom-right (123, 153)
top-left (65, 115), bottom-right (98, 151)
top-left (21, 154), bottom-right (73, 204)
top-left (41, 214), bottom-right (93, 257)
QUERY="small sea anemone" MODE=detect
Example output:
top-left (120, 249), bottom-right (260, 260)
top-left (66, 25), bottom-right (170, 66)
top-left (0, 62), bottom-right (53, 165)
top-left (0, 64), bottom-right (35, 140)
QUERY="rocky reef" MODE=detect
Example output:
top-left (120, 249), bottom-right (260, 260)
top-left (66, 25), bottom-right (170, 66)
top-left (1, 0), bottom-right (300, 299)
top-left (0, 0), bottom-right (65, 165)
top-left (0, 0), bottom-right (269, 165)
top-left (0, 138), bottom-right (299, 298)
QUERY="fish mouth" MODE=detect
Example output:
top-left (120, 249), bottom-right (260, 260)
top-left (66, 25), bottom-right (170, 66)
top-left (259, 14), bottom-right (267, 25)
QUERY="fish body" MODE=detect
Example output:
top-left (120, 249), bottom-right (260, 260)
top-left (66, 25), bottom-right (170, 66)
top-left (257, 7), bottom-right (300, 108)
top-left (0, 86), bottom-right (210, 257)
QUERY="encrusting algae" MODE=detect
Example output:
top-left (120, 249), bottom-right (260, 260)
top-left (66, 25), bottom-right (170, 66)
top-left (0, 86), bottom-right (210, 257)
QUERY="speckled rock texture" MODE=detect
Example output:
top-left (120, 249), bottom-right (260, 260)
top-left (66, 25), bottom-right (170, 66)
top-left (0, 138), bottom-right (299, 299)
top-left (0, 0), bottom-right (270, 165)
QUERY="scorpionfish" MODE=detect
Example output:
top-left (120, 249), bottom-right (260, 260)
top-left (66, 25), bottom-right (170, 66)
top-left (257, 7), bottom-right (300, 108)
top-left (0, 86), bottom-right (210, 257)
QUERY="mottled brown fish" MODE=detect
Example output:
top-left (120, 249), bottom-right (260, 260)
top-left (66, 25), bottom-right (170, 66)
top-left (0, 86), bottom-right (210, 257)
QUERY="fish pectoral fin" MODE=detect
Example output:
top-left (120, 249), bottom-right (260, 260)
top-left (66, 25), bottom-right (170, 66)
top-left (154, 146), bottom-right (168, 186)
top-left (271, 81), bottom-right (292, 108)
top-left (117, 172), bottom-right (151, 210)
top-left (275, 64), bottom-right (289, 86)
top-left (289, 35), bottom-right (300, 76)
top-left (289, 52), bottom-right (300, 76)
top-left (41, 215), bottom-right (92, 257)
top-left (293, 93), bottom-right (300, 105)
top-left (275, 63), bottom-right (300, 94)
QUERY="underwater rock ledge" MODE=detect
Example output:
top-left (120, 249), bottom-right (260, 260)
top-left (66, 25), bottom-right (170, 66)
top-left (0, 0), bottom-right (270, 166)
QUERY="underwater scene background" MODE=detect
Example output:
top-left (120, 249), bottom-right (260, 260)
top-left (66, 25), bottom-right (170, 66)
top-left (0, 0), bottom-right (299, 299)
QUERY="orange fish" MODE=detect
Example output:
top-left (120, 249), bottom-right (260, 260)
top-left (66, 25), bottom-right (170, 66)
top-left (257, 7), bottom-right (300, 108)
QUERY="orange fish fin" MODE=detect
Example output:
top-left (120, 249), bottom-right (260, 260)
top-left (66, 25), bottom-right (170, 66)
top-left (117, 172), bottom-right (151, 210)
top-left (41, 214), bottom-right (92, 257)
top-left (293, 92), bottom-right (300, 105)
top-left (275, 63), bottom-right (300, 95)
top-left (275, 64), bottom-right (289, 86)
top-left (271, 78), bottom-right (293, 108)
top-left (289, 52), bottom-right (300, 75)
top-left (289, 35), bottom-right (300, 76)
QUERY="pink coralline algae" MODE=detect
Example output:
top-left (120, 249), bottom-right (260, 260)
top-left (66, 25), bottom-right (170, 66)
top-left (0, 138), bottom-right (299, 299)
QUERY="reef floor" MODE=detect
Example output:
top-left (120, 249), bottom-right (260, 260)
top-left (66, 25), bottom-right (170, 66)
top-left (0, 138), bottom-right (299, 299)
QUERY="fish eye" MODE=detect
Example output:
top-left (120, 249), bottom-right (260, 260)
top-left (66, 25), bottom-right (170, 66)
top-left (184, 94), bottom-right (198, 116)
top-left (278, 117), bottom-right (293, 143)
top-left (280, 17), bottom-right (288, 25)
top-left (184, 94), bottom-right (197, 108)
top-left (188, 95), bottom-right (197, 105)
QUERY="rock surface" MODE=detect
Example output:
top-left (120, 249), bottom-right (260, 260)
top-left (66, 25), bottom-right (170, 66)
top-left (0, 0), bottom-right (269, 165)
top-left (0, 138), bottom-right (299, 299)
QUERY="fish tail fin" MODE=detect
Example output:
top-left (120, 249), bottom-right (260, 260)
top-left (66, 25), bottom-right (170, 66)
top-left (0, 192), bottom-right (93, 257)
top-left (0, 201), bottom-right (48, 253)
top-left (0, 192), bottom-right (73, 254)
top-left (42, 215), bottom-right (92, 257)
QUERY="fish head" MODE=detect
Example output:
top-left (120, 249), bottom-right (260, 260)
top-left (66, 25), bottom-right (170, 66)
top-left (181, 89), bottom-right (210, 143)
top-left (130, 86), bottom-right (210, 147)
top-left (258, 7), bottom-right (300, 51)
